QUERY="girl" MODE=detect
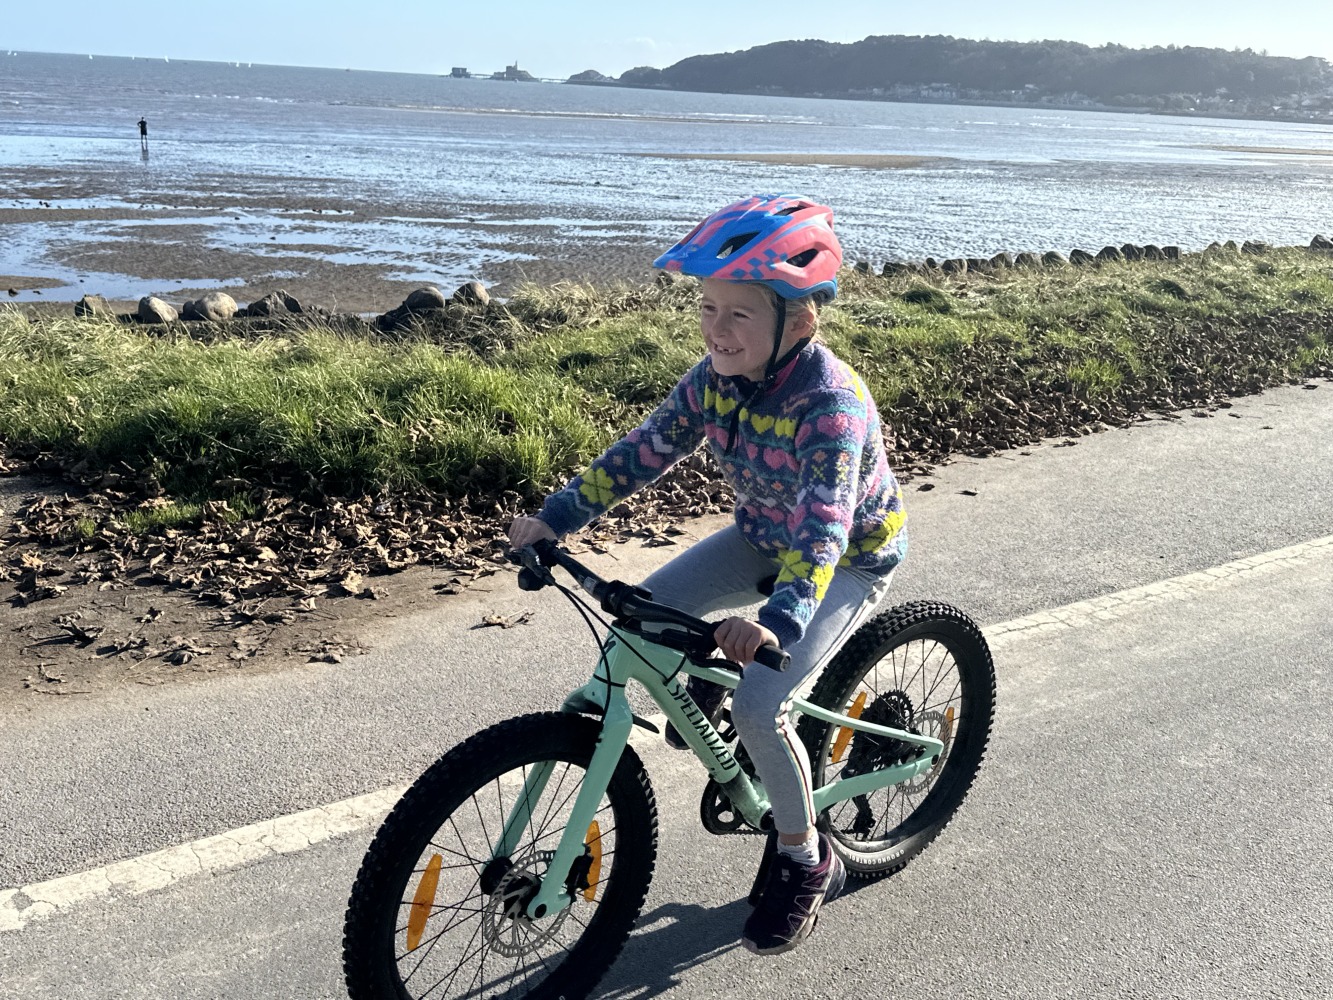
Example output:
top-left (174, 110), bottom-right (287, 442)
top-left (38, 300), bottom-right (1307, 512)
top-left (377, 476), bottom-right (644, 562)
top-left (508, 194), bottom-right (907, 955)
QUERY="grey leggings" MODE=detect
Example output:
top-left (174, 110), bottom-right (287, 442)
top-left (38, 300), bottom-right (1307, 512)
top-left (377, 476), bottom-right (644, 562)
top-left (641, 525), bottom-right (895, 834)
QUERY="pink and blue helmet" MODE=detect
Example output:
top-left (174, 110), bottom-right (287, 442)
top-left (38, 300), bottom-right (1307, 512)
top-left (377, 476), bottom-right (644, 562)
top-left (652, 194), bottom-right (843, 303)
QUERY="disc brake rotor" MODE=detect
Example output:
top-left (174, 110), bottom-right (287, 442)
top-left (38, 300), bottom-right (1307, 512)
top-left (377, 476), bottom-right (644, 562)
top-left (479, 848), bottom-right (571, 957)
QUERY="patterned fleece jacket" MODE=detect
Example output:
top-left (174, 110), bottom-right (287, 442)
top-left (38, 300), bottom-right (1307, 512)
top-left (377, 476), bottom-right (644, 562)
top-left (537, 341), bottom-right (907, 649)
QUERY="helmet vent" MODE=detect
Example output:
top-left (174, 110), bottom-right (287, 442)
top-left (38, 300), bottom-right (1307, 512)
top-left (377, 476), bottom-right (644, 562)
top-left (775, 206), bottom-right (803, 216)
top-left (788, 249), bottom-right (818, 268)
top-left (718, 232), bottom-right (759, 258)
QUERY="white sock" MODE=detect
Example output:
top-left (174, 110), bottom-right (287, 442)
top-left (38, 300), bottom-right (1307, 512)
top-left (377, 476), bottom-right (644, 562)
top-left (775, 830), bottom-right (820, 867)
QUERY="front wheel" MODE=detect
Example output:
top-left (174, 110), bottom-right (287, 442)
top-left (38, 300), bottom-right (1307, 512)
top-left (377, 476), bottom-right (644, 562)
top-left (343, 712), bottom-right (659, 1000)
top-left (797, 601), bottom-right (995, 880)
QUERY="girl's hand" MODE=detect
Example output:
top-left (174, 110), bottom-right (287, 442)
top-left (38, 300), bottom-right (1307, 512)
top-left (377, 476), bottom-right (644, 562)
top-left (508, 516), bottom-right (556, 551)
top-left (713, 617), bottom-right (781, 667)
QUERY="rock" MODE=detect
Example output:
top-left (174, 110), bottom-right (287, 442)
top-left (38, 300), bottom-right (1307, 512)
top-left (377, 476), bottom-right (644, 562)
top-left (451, 281), bottom-right (490, 307)
top-left (188, 290), bottom-right (238, 322)
top-left (404, 286), bottom-right (448, 311)
top-left (1241, 240), bottom-right (1271, 255)
top-left (74, 294), bottom-right (113, 318)
top-left (1204, 241), bottom-right (1223, 254)
top-left (853, 261), bottom-right (872, 274)
top-left (940, 258), bottom-right (967, 274)
top-left (245, 291), bottom-right (292, 317)
top-left (137, 296), bottom-right (178, 324)
top-left (1120, 244), bottom-right (1144, 261)
top-left (881, 261), bottom-right (912, 277)
top-left (1312, 234), bottom-right (1333, 252)
top-left (966, 257), bottom-right (991, 273)
top-left (1051, 250), bottom-right (1079, 266)
top-left (1013, 252), bottom-right (1040, 269)
top-left (1222, 240), bottom-right (1240, 253)
top-left (279, 291), bottom-right (304, 314)
top-left (1162, 246), bottom-right (1180, 260)
top-left (1141, 245), bottom-right (1165, 261)
top-left (1096, 246), bottom-right (1125, 263)
top-left (655, 270), bottom-right (684, 286)
top-left (923, 257), bottom-right (940, 270)
top-left (988, 252), bottom-right (1014, 269)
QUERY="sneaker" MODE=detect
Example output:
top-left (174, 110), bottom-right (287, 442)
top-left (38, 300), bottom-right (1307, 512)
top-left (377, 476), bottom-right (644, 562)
top-left (663, 676), bottom-right (728, 750)
top-left (742, 833), bottom-right (846, 956)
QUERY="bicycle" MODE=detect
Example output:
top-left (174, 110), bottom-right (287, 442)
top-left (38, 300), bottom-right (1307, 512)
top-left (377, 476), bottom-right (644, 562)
top-left (343, 538), bottom-right (996, 1000)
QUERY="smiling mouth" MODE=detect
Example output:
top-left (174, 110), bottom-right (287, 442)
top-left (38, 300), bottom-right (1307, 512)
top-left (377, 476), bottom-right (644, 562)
top-left (712, 346), bottom-right (741, 356)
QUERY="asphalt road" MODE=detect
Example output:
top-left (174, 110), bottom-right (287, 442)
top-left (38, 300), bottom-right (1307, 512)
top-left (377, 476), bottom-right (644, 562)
top-left (2, 383), bottom-right (1331, 998)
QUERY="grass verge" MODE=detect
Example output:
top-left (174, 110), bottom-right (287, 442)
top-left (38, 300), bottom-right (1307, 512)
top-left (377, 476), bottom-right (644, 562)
top-left (2, 247), bottom-right (1331, 513)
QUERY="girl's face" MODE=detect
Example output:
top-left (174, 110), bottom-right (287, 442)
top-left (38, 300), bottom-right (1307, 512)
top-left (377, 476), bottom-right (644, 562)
top-left (699, 279), bottom-right (784, 381)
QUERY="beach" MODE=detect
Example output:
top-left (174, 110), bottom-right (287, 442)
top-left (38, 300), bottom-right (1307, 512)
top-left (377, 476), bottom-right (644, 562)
top-left (5, 53), bottom-right (1333, 316)
top-left (0, 167), bottom-right (663, 315)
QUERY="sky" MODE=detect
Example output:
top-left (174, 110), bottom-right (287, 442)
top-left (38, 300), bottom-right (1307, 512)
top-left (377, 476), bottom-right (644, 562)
top-left (3, 1), bottom-right (1331, 79)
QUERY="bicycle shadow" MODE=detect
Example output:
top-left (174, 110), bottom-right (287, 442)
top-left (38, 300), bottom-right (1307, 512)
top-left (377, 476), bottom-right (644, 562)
top-left (593, 898), bottom-right (751, 998)
top-left (592, 854), bottom-right (884, 997)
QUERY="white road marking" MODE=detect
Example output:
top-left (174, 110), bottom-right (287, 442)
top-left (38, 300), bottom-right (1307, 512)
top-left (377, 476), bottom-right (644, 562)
top-left (3, 533), bottom-right (1331, 933)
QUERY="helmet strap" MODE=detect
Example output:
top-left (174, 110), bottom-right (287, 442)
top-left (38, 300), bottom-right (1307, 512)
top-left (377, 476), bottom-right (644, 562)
top-left (764, 297), bottom-right (788, 383)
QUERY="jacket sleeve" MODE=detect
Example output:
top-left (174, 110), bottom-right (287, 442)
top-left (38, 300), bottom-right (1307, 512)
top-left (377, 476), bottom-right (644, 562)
top-left (537, 363), bottom-right (708, 536)
top-left (757, 388), bottom-right (867, 648)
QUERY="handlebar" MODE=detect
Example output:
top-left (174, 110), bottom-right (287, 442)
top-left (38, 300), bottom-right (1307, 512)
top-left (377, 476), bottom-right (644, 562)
top-left (516, 538), bottom-right (790, 672)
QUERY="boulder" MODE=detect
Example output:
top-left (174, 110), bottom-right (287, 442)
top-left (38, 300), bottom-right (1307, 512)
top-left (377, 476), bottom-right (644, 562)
top-left (74, 294), bottom-right (113, 318)
top-left (1096, 246), bottom-right (1124, 263)
top-left (184, 290), bottom-right (238, 322)
top-left (1120, 244), bottom-right (1144, 261)
top-left (137, 296), bottom-right (178, 324)
top-left (1051, 250), bottom-right (1079, 266)
top-left (451, 281), bottom-right (490, 307)
top-left (1141, 245), bottom-right (1165, 261)
top-left (1013, 252), bottom-right (1040, 269)
top-left (966, 257), bottom-right (991, 273)
top-left (923, 257), bottom-right (940, 270)
top-left (1241, 240), bottom-right (1271, 255)
top-left (940, 258), bottom-right (967, 274)
top-left (988, 252), bottom-right (1014, 269)
top-left (853, 260), bottom-right (872, 274)
top-left (1312, 234), bottom-right (1333, 252)
top-left (1204, 241), bottom-right (1223, 254)
top-left (881, 261), bottom-right (912, 277)
top-left (1162, 246), bottom-right (1180, 260)
top-left (404, 286), bottom-right (448, 311)
top-left (1222, 240), bottom-right (1240, 253)
top-left (245, 292), bottom-right (292, 317)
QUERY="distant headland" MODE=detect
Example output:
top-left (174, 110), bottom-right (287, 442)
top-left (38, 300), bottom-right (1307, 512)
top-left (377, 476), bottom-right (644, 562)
top-left (552, 34), bottom-right (1333, 124)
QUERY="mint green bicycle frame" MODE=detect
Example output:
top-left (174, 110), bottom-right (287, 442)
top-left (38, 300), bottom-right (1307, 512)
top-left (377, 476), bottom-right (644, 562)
top-left (497, 626), bottom-right (946, 920)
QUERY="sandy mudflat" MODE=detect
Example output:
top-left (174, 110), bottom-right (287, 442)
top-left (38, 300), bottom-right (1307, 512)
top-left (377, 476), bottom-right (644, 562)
top-left (1201, 145), bottom-right (1333, 157)
top-left (633, 152), bottom-right (945, 169)
top-left (0, 167), bottom-right (663, 315)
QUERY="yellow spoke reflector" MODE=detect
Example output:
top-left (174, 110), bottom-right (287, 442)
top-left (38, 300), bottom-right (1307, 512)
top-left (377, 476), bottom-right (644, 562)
top-left (831, 691), bottom-right (868, 764)
top-left (583, 822), bottom-right (603, 902)
top-left (407, 854), bottom-right (443, 952)
top-left (942, 706), bottom-right (956, 746)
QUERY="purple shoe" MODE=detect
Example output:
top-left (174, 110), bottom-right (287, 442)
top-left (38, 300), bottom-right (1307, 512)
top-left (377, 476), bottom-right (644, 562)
top-left (742, 833), bottom-right (846, 956)
top-left (664, 676), bottom-right (728, 750)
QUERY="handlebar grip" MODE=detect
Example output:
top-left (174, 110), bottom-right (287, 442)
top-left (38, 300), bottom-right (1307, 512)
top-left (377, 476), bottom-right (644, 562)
top-left (753, 644), bottom-right (790, 672)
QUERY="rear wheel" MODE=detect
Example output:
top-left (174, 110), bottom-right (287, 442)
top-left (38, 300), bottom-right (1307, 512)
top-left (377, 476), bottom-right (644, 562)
top-left (343, 712), bottom-right (658, 1000)
top-left (797, 601), bottom-right (995, 879)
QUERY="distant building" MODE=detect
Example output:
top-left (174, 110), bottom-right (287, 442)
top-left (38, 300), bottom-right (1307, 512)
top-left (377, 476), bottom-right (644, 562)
top-left (490, 62), bottom-right (535, 82)
top-left (450, 67), bottom-right (470, 78)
